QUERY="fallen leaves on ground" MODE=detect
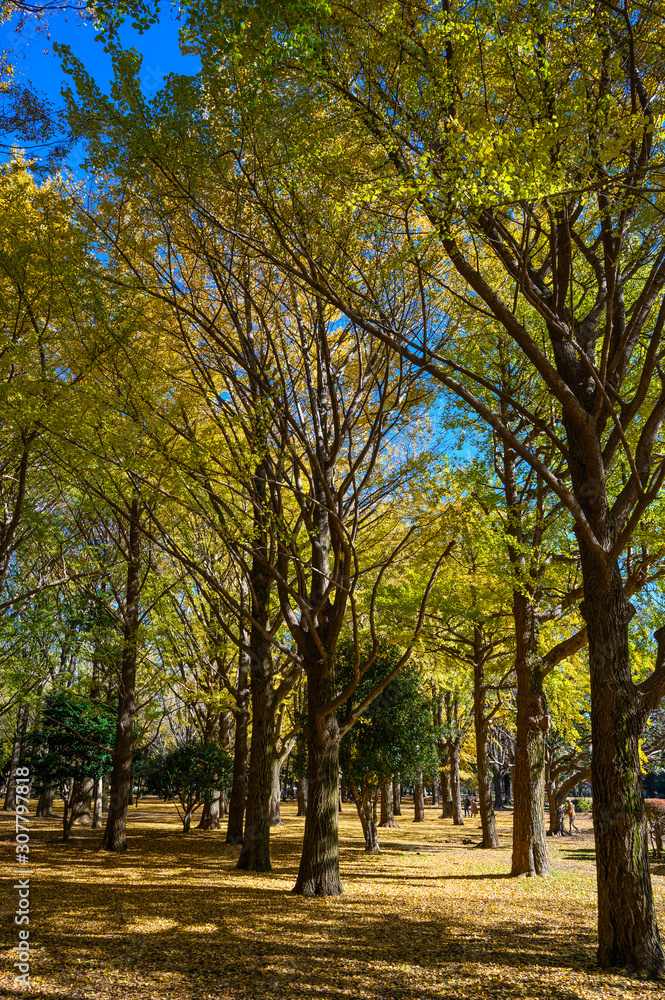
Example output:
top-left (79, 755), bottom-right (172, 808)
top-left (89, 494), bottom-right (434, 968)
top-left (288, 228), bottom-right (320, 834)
top-left (1, 802), bottom-right (664, 999)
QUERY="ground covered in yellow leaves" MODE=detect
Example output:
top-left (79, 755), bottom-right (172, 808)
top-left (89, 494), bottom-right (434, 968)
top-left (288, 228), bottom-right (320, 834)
top-left (1, 800), bottom-right (664, 999)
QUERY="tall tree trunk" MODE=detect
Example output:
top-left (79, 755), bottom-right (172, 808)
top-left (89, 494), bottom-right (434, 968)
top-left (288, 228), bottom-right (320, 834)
top-left (227, 631), bottom-right (250, 844)
top-left (393, 777), bottom-right (401, 816)
top-left (413, 770), bottom-right (425, 822)
top-left (379, 778), bottom-right (398, 827)
top-left (297, 778), bottom-right (307, 816)
top-left (293, 663), bottom-right (342, 896)
top-left (101, 497), bottom-right (141, 853)
top-left (448, 742), bottom-right (464, 826)
top-left (198, 711), bottom-right (222, 830)
top-left (473, 634), bottom-right (499, 848)
top-left (236, 661), bottom-right (274, 871)
top-left (510, 593), bottom-right (549, 876)
top-left (3, 705), bottom-right (28, 811)
top-left (582, 558), bottom-right (663, 972)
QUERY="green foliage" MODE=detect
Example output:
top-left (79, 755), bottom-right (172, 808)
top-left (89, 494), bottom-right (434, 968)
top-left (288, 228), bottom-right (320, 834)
top-left (23, 690), bottom-right (115, 794)
top-left (145, 740), bottom-right (233, 829)
top-left (573, 798), bottom-right (593, 813)
top-left (337, 638), bottom-right (437, 788)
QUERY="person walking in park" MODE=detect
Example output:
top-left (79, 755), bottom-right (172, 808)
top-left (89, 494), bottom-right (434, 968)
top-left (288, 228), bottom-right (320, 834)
top-left (463, 793), bottom-right (471, 818)
top-left (565, 800), bottom-right (579, 834)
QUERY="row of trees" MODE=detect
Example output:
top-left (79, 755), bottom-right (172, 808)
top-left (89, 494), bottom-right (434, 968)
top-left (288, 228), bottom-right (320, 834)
top-left (2, 0), bottom-right (665, 977)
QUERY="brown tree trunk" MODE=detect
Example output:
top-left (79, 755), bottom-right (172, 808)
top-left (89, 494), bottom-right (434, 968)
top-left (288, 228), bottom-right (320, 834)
top-left (101, 497), bottom-right (141, 853)
top-left (236, 660), bottom-right (275, 871)
top-left (510, 593), bottom-right (549, 876)
top-left (583, 559), bottom-right (664, 973)
top-left (413, 770), bottom-right (425, 822)
top-left (379, 778), bottom-right (398, 827)
top-left (297, 777), bottom-right (307, 816)
top-left (393, 777), bottom-right (401, 816)
top-left (293, 664), bottom-right (342, 896)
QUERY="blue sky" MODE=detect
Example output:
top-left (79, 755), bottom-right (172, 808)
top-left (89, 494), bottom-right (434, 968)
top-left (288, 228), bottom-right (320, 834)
top-left (1, 6), bottom-right (199, 162)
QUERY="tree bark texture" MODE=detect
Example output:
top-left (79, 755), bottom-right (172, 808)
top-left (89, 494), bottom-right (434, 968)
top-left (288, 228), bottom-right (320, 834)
top-left (71, 778), bottom-right (93, 825)
top-left (293, 664), bottom-right (342, 896)
top-left (297, 778), bottom-right (307, 816)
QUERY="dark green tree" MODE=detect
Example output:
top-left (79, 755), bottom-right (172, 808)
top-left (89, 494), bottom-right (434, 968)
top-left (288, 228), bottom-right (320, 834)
top-left (24, 690), bottom-right (115, 841)
top-left (338, 641), bottom-right (437, 852)
top-left (145, 741), bottom-right (233, 833)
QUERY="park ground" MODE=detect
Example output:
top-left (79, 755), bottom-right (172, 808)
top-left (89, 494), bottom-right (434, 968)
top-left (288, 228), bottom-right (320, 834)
top-left (1, 801), bottom-right (664, 999)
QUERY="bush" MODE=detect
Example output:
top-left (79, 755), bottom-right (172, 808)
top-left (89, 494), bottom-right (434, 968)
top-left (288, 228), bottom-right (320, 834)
top-left (573, 797), bottom-right (593, 812)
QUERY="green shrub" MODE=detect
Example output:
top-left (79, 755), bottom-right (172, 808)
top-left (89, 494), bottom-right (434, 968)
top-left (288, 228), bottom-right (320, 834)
top-left (573, 797), bottom-right (593, 812)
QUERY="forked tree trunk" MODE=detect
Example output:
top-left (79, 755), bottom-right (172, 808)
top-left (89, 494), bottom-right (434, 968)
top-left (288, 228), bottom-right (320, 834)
top-left (413, 770), bottom-right (425, 822)
top-left (379, 779), bottom-right (398, 827)
top-left (393, 777), bottom-right (401, 816)
top-left (297, 778), bottom-right (307, 816)
top-left (448, 742), bottom-right (464, 826)
top-left (101, 498), bottom-right (141, 853)
top-left (510, 593), bottom-right (549, 877)
top-left (350, 782), bottom-right (380, 852)
top-left (293, 664), bottom-right (342, 896)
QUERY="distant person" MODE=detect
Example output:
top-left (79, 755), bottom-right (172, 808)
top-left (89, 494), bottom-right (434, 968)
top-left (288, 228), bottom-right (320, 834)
top-left (565, 799), bottom-right (579, 834)
top-left (463, 794), bottom-right (471, 817)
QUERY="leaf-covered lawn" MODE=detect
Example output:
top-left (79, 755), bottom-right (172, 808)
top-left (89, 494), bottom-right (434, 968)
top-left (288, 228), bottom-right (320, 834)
top-left (1, 802), bottom-right (664, 999)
